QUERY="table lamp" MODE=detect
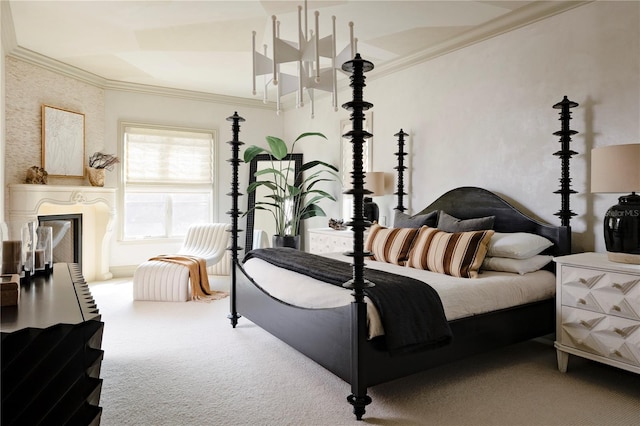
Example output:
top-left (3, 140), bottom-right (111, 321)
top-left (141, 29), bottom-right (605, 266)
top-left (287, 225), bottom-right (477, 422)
top-left (364, 172), bottom-right (385, 223)
top-left (591, 143), bottom-right (640, 264)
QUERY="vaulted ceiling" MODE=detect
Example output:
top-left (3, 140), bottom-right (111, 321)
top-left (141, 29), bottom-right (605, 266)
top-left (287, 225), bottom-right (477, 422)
top-left (5, 1), bottom-right (586, 101)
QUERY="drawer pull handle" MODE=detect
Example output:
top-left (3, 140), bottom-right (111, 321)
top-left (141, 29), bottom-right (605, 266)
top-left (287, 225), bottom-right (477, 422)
top-left (612, 305), bottom-right (621, 312)
top-left (576, 339), bottom-right (584, 345)
top-left (579, 278), bottom-right (587, 284)
top-left (614, 328), bottom-right (626, 337)
top-left (580, 320), bottom-right (590, 328)
top-left (610, 349), bottom-right (621, 357)
top-left (577, 298), bottom-right (586, 305)
top-left (612, 283), bottom-right (622, 290)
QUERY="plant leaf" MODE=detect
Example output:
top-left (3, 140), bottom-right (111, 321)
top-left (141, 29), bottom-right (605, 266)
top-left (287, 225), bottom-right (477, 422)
top-left (247, 180), bottom-right (278, 193)
top-left (300, 160), bottom-right (338, 172)
top-left (266, 136), bottom-right (288, 160)
top-left (299, 204), bottom-right (326, 220)
top-left (294, 132), bottom-right (327, 142)
top-left (243, 145), bottom-right (266, 163)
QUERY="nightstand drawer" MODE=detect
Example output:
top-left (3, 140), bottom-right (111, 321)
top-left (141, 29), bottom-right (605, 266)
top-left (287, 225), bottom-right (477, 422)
top-left (307, 228), bottom-right (362, 254)
top-left (560, 306), bottom-right (640, 367)
top-left (309, 232), bottom-right (353, 253)
top-left (554, 253), bottom-right (640, 374)
top-left (560, 265), bottom-right (640, 320)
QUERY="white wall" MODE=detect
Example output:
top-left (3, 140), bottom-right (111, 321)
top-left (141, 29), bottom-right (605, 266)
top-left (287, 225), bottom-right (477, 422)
top-left (2, 57), bottom-right (282, 274)
top-left (3, 57), bottom-right (106, 189)
top-left (284, 1), bottom-right (640, 254)
top-left (0, 3), bottom-right (7, 231)
top-left (104, 90), bottom-right (283, 271)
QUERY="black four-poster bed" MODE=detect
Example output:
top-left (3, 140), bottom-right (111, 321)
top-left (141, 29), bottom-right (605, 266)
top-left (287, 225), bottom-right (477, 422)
top-left (225, 55), bottom-right (577, 420)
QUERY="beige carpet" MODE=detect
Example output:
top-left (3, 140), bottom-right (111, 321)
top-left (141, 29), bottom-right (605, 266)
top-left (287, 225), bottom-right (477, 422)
top-left (90, 278), bottom-right (640, 426)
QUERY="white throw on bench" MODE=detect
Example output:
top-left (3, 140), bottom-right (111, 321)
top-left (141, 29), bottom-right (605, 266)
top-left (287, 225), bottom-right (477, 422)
top-left (133, 223), bottom-right (230, 301)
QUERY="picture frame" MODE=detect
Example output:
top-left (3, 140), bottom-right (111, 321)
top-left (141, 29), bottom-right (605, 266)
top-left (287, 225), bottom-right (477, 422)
top-left (42, 105), bottom-right (85, 177)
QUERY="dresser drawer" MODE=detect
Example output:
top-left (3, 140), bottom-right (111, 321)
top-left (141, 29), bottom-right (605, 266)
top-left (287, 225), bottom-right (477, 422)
top-left (560, 306), bottom-right (640, 367)
top-left (560, 265), bottom-right (640, 321)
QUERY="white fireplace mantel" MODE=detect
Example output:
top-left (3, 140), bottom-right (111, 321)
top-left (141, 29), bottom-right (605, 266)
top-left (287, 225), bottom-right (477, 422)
top-left (8, 184), bottom-right (117, 281)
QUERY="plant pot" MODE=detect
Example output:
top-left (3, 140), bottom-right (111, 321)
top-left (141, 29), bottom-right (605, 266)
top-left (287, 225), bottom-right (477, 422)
top-left (86, 167), bottom-right (105, 187)
top-left (272, 235), bottom-right (300, 250)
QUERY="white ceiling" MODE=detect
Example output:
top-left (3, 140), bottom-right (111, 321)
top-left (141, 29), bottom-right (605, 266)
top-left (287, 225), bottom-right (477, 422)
top-left (5, 1), bottom-right (584, 101)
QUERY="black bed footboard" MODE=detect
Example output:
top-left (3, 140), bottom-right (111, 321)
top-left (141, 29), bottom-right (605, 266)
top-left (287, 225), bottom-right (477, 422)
top-left (235, 262), bottom-right (555, 388)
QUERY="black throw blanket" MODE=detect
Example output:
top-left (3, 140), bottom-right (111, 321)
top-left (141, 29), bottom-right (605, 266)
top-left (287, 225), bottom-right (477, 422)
top-left (244, 247), bottom-right (453, 355)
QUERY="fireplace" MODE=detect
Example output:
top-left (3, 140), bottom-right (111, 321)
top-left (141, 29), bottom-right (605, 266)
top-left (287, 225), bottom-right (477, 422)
top-left (38, 214), bottom-right (83, 267)
top-left (8, 184), bottom-right (116, 281)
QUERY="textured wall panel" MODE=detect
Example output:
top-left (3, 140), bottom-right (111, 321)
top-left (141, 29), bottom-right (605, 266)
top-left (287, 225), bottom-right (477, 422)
top-left (4, 57), bottom-right (105, 219)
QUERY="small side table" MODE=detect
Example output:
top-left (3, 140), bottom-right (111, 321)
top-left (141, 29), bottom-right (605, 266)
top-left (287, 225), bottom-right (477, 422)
top-left (308, 228), bottom-right (356, 254)
top-left (554, 252), bottom-right (640, 374)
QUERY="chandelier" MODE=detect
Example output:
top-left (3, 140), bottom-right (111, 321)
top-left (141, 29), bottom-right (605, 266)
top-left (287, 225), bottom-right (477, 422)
top-left (252, 0), bottom-right (357, 118)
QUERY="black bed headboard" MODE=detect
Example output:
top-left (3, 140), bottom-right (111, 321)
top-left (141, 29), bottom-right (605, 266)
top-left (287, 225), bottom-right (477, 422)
top-left (415, 186), bottom-right (571, 257)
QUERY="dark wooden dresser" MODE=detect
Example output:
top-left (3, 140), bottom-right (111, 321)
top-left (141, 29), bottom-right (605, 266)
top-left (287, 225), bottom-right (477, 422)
top-left (1, 263), bottom-right (104, 425)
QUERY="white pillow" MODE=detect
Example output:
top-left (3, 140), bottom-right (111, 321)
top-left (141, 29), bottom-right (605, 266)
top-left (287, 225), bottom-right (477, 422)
top-left (482, 255), bottom-right (553, 275)
top-left (487, 232), bottom-right (554, 259)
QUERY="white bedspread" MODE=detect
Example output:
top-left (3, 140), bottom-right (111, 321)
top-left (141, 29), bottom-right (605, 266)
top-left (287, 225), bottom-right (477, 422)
top-left (242, 251), bottom-right (555, 338)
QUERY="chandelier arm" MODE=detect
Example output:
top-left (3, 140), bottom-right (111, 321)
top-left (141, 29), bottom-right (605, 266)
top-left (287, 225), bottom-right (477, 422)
top-left (332, 16), bottom-right (337, 110)
top-left (304, 0), bottom-right (308, 38)
top-left (272, 15), bottom-right (278, 86)
top-left (315, 11), bottom-right (320, 83)
top-left (349, 22), bottom-right (355, 58)
top-left (252, 31), bottom-right (257, 95)
top-left (263, 44), bottom-right (268, 103)
top-left (298, 6), bottom-right (304, 107)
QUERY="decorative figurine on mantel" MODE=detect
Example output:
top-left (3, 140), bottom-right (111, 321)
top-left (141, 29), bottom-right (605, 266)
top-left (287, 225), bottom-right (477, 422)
top-left (87, 152), bottom-right (120, 187)
top-left (25, 166), bottom-right (48, 184)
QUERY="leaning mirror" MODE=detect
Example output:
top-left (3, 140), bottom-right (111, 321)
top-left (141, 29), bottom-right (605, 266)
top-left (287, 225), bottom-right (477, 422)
top-left (245, 153), bottom-right (303, 252)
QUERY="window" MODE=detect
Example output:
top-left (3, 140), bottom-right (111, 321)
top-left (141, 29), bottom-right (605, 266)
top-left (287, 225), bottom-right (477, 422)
top-left (122, 123), bottom-right (216, 240)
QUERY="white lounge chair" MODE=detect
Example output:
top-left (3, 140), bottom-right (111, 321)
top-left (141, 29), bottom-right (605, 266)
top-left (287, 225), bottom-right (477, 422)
top-left (133, 223), bottom-right (230, 301)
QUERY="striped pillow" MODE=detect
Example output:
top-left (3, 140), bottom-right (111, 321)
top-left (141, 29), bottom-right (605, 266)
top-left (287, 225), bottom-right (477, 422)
top-left (406, 226), bottom-right (495, 278)
top-left (364, 223), bottom-right (419, 265)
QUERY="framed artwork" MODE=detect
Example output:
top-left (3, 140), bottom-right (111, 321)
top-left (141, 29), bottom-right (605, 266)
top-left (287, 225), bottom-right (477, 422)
top-left (42, 105), bottom-right (85, 177)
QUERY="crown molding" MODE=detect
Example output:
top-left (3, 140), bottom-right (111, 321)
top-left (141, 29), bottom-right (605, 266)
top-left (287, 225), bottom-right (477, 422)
top-left (3, 0), bottom-right (590, 112)
top-left (283, 1), bottom-right (592, 112)
top-left (101, 78), bottom-right (276, 109)
top-left (370, 1), bottom-right (593, 82)
top-left (6, 46), bottom-right (276, 110)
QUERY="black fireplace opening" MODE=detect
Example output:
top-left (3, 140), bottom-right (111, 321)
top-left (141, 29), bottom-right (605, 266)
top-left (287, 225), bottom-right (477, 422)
top-left (38, 214), bottom-right (83, 268)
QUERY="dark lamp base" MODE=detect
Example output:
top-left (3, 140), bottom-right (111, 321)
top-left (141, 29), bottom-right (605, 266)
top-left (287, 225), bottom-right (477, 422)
top-left (603, 192), bottom-right (640, 264)
top-left (363, 197), bottom-right (379, 223)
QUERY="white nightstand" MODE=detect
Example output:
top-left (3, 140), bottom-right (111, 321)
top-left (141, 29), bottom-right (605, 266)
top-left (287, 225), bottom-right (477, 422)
top-left (554, 252), bottom-right (640, 374)
top-left (308, 228), bottom-right (355, 254)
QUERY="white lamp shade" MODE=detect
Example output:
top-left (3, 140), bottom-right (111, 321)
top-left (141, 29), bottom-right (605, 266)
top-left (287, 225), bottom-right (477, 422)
top-left (591, 144), bottom-right (640, 193)
top-left (364, 172), bottom-right (385, 197)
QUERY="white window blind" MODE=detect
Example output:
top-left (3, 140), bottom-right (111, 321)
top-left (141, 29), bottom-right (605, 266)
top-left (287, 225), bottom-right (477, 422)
top-left (122, 124), bottom-right (216, 240)
top-left (124, 126), bottom-right (213, 184)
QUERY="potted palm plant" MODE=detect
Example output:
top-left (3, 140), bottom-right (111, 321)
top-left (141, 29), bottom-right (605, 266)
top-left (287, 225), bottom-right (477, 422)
top-left (244, 132), bottom-right (339, 249)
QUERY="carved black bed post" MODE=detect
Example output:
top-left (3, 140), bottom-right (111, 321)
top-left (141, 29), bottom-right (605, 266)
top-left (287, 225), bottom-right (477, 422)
top-left (227, 111), bottom-right (245, 328)
top-left (552, 96), bottom-right (578, 232)
top-left (394, 129), bottom-right (408, 213)
top-left (341, 53), bottom-right (374, 421)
